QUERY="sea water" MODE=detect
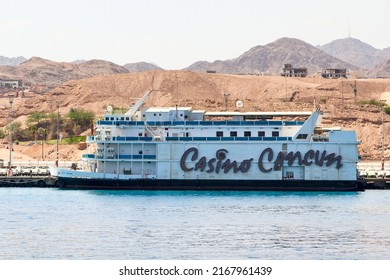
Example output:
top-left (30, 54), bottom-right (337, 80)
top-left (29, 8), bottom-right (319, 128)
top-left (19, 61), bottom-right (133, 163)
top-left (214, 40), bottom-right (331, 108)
top-left (0, 188), bottom-right (389, 260)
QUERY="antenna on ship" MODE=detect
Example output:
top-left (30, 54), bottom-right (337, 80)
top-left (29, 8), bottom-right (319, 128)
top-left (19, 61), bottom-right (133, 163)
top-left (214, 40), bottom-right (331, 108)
top-left (224, 91), bottom-right (230, 111)
top-left (176, 75), bottom-right (179, 121)
top-left (381, 107), bottom-right (385, 171)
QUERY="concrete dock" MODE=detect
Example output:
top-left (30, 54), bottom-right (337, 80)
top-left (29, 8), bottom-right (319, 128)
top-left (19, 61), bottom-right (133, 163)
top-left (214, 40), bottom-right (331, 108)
top-left (0, 176), bottom-right (56, 188)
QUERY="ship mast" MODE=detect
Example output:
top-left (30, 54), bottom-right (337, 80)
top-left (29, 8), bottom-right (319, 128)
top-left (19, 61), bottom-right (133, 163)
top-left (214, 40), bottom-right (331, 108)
top-left (381, 107), bottom-right (385, 170)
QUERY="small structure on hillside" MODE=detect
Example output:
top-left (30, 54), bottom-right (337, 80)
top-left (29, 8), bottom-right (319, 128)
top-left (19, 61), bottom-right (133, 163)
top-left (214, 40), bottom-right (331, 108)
top-left (321, 68), bottom-right (347, 79)
top-left (380, 92), bottom-right (390, 106)
top-left (0, 79), bottom-right (23, 88)
top-left (281, 64), bottom-right (307, 77)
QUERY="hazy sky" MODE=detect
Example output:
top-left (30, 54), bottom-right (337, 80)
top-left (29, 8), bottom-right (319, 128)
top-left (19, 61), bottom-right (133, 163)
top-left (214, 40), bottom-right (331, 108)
top-left (1, 0), bottom-right (389, 69)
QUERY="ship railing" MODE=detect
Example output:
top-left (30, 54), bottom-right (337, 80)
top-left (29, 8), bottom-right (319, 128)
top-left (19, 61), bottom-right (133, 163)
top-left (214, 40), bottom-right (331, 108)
top-left (165, 136), bottom-right (293, 141)
top-left (96, 120), bottom-right (305, 127)
top-left (88, 136), bottom-right (293, 142)
top-left (82, 154), bottom-right (157, 160)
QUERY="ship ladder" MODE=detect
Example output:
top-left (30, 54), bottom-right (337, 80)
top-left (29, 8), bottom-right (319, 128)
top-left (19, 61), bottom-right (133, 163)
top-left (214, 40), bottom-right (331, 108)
top-left (144, 123), bottom-right (161, 140)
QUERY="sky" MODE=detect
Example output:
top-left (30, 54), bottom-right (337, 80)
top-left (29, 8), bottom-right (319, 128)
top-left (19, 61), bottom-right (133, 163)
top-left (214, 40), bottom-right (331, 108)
top-left (1, 0), bottom-right (390, 69)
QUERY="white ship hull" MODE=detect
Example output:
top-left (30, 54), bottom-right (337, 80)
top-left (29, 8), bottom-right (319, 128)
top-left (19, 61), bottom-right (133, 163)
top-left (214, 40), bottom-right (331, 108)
top-left (50, 91), bottom-right (364, 191)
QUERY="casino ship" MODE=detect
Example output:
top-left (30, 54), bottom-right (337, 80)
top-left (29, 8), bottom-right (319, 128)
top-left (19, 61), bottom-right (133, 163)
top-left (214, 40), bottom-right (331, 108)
top-left (50, 90), bottom-right (364, 191)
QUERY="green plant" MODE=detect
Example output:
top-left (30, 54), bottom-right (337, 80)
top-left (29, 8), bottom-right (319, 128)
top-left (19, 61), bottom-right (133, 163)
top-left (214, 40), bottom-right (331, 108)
top-left (0, 128), bottom-right (5, 139)
top-left (63, 135), bottom-right (86, 144)
top-left (67, 108), bottom-right (95, 131)
top-left (356, 99), bottom-right (387, 107)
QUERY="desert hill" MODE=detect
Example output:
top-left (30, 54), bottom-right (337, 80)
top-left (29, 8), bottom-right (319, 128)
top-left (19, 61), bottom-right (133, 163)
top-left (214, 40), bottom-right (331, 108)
top-left (77, 59), bottom-right (128, 75)
top-left (123, 62), bottom-right (163, 72)
top-left (319, 38), bottom-right (390, 70)
top-left (368, 59), bottom-right (390, 78)
top-left (0, 57), bottom-right (90, 89)
top-left (186, 38), bottom-right (358, 74)
top-left (3, 37), bottom-right (390, 92)
top-left (0, 57), bottom-right (159, 90)
top-left (1, 70), bottom-right (389, 160)
top-left (0, 55), bottom-right (27, 66)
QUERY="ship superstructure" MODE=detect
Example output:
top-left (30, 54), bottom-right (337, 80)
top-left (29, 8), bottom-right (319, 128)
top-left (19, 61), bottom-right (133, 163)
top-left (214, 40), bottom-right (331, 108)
top-left (50, 91), bottom-right (363, 191)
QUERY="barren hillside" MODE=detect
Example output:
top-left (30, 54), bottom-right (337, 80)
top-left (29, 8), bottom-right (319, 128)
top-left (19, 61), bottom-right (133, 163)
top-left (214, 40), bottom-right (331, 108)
top-left (1, 70), bottom-right (390, 160)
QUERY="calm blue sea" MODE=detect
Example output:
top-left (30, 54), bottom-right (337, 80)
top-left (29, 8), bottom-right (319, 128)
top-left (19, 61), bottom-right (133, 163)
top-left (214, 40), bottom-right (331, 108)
top-left (0, 188), bottom-right (389, 260)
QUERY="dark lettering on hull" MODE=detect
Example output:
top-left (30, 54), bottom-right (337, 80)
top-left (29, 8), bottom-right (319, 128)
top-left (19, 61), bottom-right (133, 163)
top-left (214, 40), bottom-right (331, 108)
top-left (258, 148), bottom-right (274, 173)
top-left (303, 149), bottom-right (315, 166)
top-left (180, 147), bottom-right (198, 171)
top-left (324, 153), bottom-right (343, 169)
top-left (180, 147), bottom-right (253, 174)
top-left (180, 147), bottom-right (343, 174)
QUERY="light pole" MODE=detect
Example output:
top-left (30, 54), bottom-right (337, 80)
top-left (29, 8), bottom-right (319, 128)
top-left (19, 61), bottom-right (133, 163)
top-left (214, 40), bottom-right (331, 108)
top-left (381, 107), bottom-right (385, 171)
top-left (56, 100), bottom-right (60, 167)
top-left (8, 94), bottom-right (14, 176)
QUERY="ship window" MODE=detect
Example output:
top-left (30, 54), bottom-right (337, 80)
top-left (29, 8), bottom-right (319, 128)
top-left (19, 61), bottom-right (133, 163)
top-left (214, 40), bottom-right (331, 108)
top-left (297, 134), bottom-right (308, 139)
top-left (110, 117), bottom-right (114, 120)
top-left (230, 131), bottom-right (237, 137)
top-left (216, 131), bottom-right (223, 137)
top-left (139, 151), bottom-right (143, 154)
top-left (165, 128), bottom-right (168, 130)
top-left (138, 132), bottom-right (142, 136)
top-left (272, 131), bottom-right (279, 137)
top-left (105, 117), bottom-right (109, 121)
top-left (244, 131), bottom-right (251, 137)
top-left (258, 131), bottom-right (265, 137)
top-left (286, 171), bottom-right (294, 178)
top-left (184, 115), bottom-right (188, 119)
top-left (153, 113), bottom-right (156, 116)
top-left (126, 117), bottom-right (129, 120)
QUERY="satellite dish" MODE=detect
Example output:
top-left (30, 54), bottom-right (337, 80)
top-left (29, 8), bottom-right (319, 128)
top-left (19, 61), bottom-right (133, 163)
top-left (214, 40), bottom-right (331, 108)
top-left (236, 100), bottom-right (243, 108)
top-left (107, 105), bottom-right (113, 114)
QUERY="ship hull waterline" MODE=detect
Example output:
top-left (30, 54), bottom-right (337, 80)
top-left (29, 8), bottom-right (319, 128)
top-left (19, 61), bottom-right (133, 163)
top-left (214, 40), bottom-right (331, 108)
top-left (54, 177), bottom-right (365, 192)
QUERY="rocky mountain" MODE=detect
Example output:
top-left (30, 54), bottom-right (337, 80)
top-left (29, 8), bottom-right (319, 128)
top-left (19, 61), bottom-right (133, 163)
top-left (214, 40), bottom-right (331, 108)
top-left (0, 57), bottom-right (165, 91)
top-left (186, 38), bottom-right (358, 74)
top-left (123, 62), bottom-right (163, 72)
top-left (367, 59), bottom-right (390, 78)
top-left (0, 57), bottom-right (90, 88)
top-left (318, 37), bottom-right (390, 69)
top-left (71, 59), bottom-right (87, 64)
top-left (2, 37), bottom-right (390, 91)
top-left (0, 55), bottom-right (27, 66)
top-left (78, 59), bottom-right (128, 76)
top-left (0, 57), bottom-right (130, 89)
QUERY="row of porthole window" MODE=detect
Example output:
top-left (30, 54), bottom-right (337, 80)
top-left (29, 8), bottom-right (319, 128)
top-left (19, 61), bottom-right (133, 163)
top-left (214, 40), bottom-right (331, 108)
top-left (216, 131), bottom-right (279, 137)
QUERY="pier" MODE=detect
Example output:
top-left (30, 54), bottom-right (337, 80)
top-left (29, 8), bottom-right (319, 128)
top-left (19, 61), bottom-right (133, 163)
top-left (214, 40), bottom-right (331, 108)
top-left (0, 176), bottom-right (55, 188)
